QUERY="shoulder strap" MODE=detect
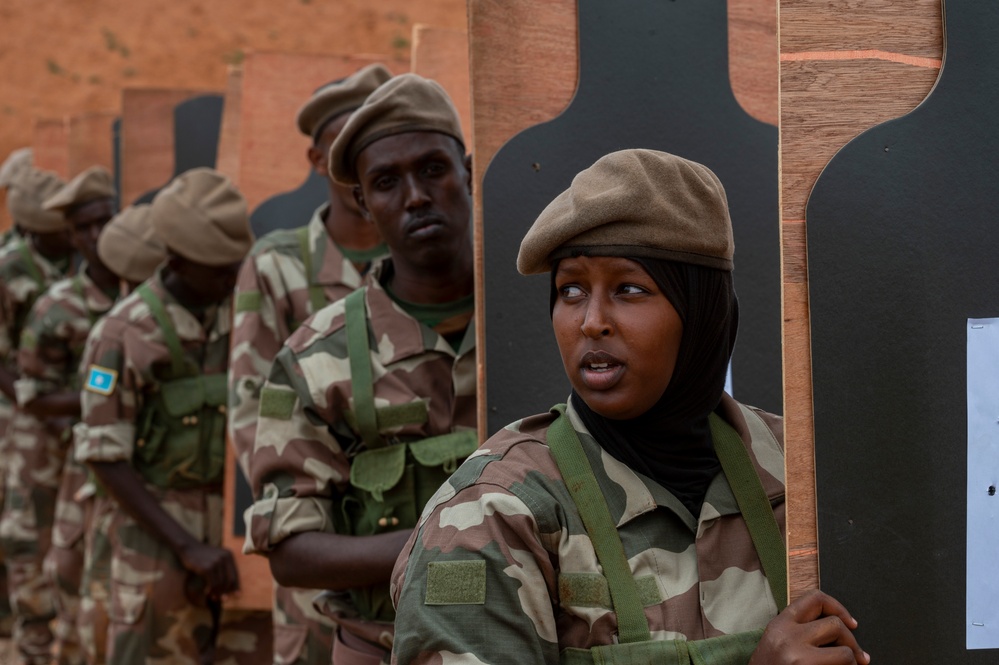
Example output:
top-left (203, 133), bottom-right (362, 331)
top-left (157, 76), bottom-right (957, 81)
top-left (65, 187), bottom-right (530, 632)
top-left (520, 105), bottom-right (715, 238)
top-left (73, 275), bottom-right (98, 325)
top-left (345, 288), bottom-right (382, 449)
top-left (547, 406), bottom-right (652, 644)
top-left (708, 412), bottom-right (788, 610)
top-left (16, 240), bottom-right (45, 287)
top-left (297, 225), bottom-right (327, 313)
top-left (136, 284), bottom-right (186, 377)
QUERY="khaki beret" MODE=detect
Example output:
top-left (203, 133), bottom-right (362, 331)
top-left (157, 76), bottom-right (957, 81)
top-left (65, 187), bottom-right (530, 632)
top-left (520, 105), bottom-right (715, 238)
top-left (296, 64), bottom-right (393, 139)
top-left (329, 73), bottom-right (465, 185)
top-left (149, 168), bottom-right (253, 266)
top-left (517, 149), bottom-right (734, 275)
top-left (42, 166), bottom-right (116, 213)
top-left (0, 148), bottom-right (32, 189)
top-left (6, 167), bottom-right (67, 233)
top-left (97, 204), bottom-right (167, 283)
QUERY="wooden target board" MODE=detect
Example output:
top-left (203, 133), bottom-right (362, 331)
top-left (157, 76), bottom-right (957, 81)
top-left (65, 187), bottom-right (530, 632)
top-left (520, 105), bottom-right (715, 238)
top-left (118, 88), bottom-right (218, 205)
top-left (411, 25), bottom-right (472, 144)
top-left (67, 111), bottom-right (117, 178)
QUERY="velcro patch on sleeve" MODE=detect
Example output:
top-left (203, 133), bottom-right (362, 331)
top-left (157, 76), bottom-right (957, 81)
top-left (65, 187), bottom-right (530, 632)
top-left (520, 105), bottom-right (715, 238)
top-left (425, 560), bottom-right (486, 605)
top-left (234, 291), bottom-right (263, 314)
top-left (259, 387), bottom-right (297, 420)
top-left (84, 365), bottom-right (118, 396)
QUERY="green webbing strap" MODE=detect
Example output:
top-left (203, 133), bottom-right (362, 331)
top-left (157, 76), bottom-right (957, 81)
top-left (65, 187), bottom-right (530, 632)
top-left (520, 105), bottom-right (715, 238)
top-left (344, 288), bottom-right (382, 450)
top-left (16, 240), bottom-right (45, 288)
top-left (136, 284), bottom-right (186, 377)
top-left (296, 226), bottom-right (327, 313)
top-left (708, 413), bottom-right (788, 610)
top-left (72, 275), bottom-right (98, 325)
top-left (547, 405), bottom-right (652, 644)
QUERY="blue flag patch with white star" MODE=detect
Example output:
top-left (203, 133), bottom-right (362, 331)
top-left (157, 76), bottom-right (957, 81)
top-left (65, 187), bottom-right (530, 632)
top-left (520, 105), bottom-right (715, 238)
top-left (85, 365), bottom-right (118, 396)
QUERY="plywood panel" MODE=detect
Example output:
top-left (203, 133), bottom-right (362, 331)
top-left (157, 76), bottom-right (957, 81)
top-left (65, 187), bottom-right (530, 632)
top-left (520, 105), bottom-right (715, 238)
top-left (411, 25), bottom-right (472, 145)
top-left (237, 51), bottom-right (408, 212)
top-left (779, 0), bottom-right (942, 599)
top-left (215, 66), bottom-right (244, 184)
top-left (119, 88), bottom-right (213, 205)
top-left (32, 118), bottom-right (69, 178)
top-left (67, 112), bottom-right (117, 177)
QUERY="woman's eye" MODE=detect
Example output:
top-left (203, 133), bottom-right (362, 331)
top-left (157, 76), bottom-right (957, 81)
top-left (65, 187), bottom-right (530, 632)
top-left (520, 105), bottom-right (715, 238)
top-left (560, 284), bottom-right (584, 298)
top-left (620, 284), bottom-right (647, 295)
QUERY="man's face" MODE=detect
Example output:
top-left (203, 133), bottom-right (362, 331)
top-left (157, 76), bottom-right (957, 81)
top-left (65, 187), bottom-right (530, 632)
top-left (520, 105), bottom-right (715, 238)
top-left (308, 112), bottom-right (362, 214)
top-left (353, 132), bottom-right (472, 272)
top-left (168, 254), bottom-right (243, 307)
top-left (67, 198), bottom-right (116, 266)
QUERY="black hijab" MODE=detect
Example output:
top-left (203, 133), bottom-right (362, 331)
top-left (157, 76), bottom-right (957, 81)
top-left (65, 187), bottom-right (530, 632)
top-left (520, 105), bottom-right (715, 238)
top-left (554, 257), bottom-right (739, 516)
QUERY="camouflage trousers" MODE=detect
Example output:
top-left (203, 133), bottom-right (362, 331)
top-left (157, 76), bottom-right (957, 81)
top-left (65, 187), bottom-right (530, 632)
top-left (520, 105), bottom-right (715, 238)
top-left (78, 494), bottom-right (115, 665)
top-left (273, 584), bottom-right (334, 665)
top-left (43, 454), bottom-right (94, 665)
top-left (106, 487), bottom-right (272, 665)
top-left (0, 411), bottom-right (67, 664)
top-left (0, 397), bottom-right (16, 637)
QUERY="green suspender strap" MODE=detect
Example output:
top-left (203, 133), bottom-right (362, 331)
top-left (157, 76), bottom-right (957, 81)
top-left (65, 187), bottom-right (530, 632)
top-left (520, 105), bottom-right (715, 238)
top-left (708, 413), bottom-right (788, 611)
top-left (16, 240), bottom-right (45, 288)
top-left (297, 226), bottom-right (328, 313)
top-left (136, 284), bottom-right (186, 377)
top-left (344, 288), bottom-right (382, 449)
top-left (547, 405), bottom-right (652, 644)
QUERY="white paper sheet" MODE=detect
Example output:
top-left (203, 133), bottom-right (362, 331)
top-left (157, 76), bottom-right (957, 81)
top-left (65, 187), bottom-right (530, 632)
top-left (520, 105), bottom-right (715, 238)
top-left (967, 317), bottom-right (999, 649)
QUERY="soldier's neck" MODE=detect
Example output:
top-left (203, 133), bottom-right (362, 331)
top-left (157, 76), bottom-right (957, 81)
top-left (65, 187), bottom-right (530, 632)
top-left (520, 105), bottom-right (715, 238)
top-left (86, 260), bottom-right (119, 295)
top-left (384, 259), bottom-right (474, 306)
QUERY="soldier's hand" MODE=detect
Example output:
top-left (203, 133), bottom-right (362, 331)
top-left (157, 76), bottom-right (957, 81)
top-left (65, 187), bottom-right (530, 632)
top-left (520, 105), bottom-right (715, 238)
top-left (750, 589), bottom-right (870, 665)
top-left (178, 542), bottom-right (240, 598)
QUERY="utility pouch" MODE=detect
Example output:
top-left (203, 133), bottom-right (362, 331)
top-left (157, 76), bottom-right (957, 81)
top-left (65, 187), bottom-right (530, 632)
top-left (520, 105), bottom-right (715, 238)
top-left (337, 429), bottom-right (479, 622)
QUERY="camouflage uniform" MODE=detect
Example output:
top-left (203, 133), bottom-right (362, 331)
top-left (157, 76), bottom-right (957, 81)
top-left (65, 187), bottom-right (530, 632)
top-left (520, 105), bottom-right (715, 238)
top-left (77, 270), bottom-right (266, 665)
top-left (390, 394), bottom-right (786, 664)
top-left (10, 270), bottom-right (118, 665)
top-left (0, 236), bottom-right (70, 658)
top-left (230, 204), bottom-right (386, 665)
top-left (245, 259), bottom-right (476, 662)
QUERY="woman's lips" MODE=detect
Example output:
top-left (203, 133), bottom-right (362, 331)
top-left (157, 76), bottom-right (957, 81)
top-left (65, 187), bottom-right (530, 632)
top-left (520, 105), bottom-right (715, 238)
top-left (579, 350), bottom-right (625, 391)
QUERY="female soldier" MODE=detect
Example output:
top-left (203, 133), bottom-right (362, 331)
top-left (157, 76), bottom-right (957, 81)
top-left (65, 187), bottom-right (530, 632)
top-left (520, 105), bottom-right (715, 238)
top-left (390, 149), bottom-right (868, 665)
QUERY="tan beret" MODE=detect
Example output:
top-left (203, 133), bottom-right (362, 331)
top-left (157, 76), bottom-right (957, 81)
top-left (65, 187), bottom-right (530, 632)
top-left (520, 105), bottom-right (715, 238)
top-left (149, 168), bottom-right (253, 266)
top-left (42, 166), bottom-right (116, 213)
top-left (296, 64), bottom-right (393, 139)
top-left (0, 148), bottom-right (32, 189)
top-left (6, 167), bottom-right (67, 233)
top-left (517, 149), bottom-right (734, 275)
top-left (329, 73), bottom-right (465, 185)
top-left (97, 204), bottom-right (167, 283)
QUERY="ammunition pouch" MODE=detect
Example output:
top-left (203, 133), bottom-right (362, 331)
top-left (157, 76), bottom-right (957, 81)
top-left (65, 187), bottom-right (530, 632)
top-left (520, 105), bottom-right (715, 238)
top-left (333, 429), bottom-right (479, 622)
top-left (133, 373), bottom-right (228, 490)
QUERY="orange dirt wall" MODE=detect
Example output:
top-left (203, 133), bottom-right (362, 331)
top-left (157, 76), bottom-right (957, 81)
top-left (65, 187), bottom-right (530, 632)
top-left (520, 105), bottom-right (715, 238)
top-left (0, 0), bottom-right (466, 228)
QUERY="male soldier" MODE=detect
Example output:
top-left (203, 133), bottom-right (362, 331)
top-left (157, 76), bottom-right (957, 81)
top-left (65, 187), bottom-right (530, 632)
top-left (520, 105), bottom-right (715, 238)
top-left (68, 204), bottom-right (166, 665)
top-left (6, 166), bottom-right (118, 665)
top-left (245, 74), bottom-right (477, 665)
top-left (76, 168), bottom-right (265, 664)
top-left (0, 145), bottom-right (33, 639)
top-left (229, 63), bottom-right (390, 665)
top-left (0, 166), bottom-right (73, 662)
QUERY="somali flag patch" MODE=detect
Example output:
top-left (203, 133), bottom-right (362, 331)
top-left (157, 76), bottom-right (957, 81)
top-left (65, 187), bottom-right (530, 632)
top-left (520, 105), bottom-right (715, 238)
top-left (84, 365), bottom-right (118, 396)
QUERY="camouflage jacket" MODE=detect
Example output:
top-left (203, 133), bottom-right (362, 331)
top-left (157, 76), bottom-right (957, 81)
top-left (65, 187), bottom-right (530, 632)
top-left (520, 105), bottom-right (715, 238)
top-left (77, 268), bottom-right (232, 467)
top-left (389, 394), bottom-right (785, 665)
top-left (245, 258), bottom-right (477, 556)
top-left (0, 237), bottom-right (68, 367)
top-left (15, 268), bottom-right (116, 405)
top-left (229, 203), bottom-right (385, 474)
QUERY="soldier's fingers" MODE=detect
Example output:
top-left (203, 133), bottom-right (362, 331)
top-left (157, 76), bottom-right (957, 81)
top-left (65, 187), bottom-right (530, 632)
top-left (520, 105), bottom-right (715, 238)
top-left (810, 617), bottom-right (868, 664)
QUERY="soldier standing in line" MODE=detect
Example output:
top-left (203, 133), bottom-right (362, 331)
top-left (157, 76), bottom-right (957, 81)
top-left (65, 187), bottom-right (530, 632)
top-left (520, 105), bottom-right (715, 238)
top-left (0, 166), bottom-right (73, 663)
top-left (51, 203), bottom-right (167, 665)
top-left (245, 74), bottom-right (477, 665)
top-left (76, 168), bottom-right (267, 665)
top-left (6, 166), bottom-right (118, 665)
top-left (228, 63), bottom-right (390, 665)
top-left (0, 145), bottom-right (33, 639)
